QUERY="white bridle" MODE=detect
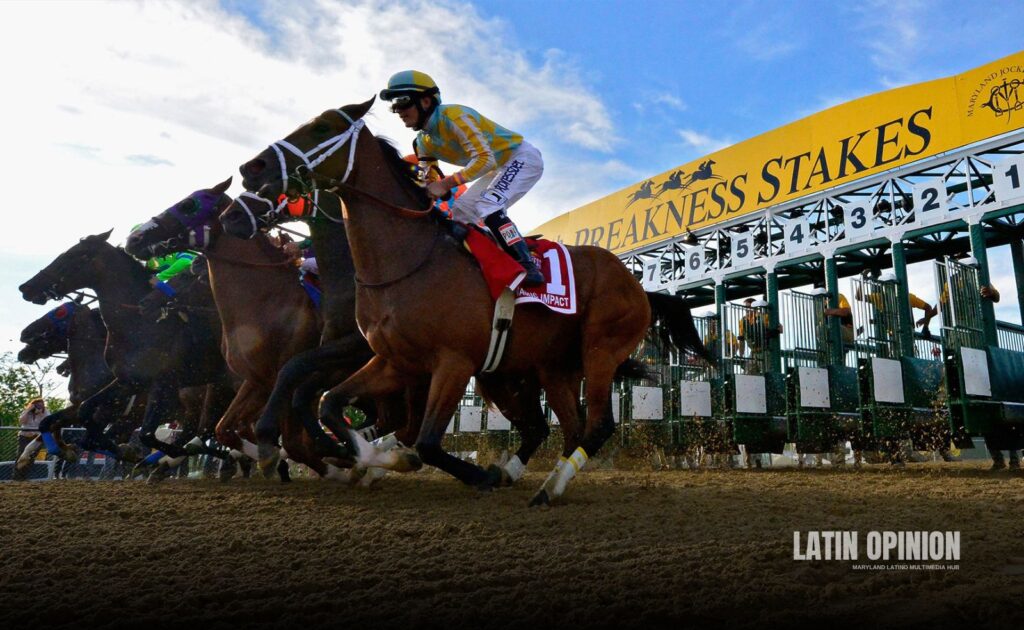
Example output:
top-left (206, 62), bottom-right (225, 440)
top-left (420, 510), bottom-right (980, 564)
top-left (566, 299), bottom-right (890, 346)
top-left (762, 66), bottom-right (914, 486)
top-left (270, 109), bottom-right (364, 196)
top-left (236, 109), bottom-right (363, 236)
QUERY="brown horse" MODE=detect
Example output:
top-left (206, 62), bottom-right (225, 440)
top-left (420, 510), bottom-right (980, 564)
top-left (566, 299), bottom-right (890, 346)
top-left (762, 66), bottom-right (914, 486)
top-left (238, 98), bottom-right (703, 505)
top-left (126, 179), bottom-right (349, 481)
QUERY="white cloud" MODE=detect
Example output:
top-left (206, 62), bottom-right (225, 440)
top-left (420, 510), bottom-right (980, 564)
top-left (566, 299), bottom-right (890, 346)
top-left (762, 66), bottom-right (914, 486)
top-left (853, 0), bottom-right (926, 88)
top-left (677, 128), bottom-right (733, 153)
top-left (0, 0), bottom-right (617, 356)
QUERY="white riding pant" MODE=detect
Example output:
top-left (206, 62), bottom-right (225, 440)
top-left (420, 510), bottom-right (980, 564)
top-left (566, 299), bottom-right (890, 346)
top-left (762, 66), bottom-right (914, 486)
top-left (450, 141), bottom-right (543, 224)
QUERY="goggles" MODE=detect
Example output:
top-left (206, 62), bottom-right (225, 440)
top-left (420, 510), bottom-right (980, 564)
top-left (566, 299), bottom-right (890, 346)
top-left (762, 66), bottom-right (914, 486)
top-left (389, 94), bottom-right (417, 112)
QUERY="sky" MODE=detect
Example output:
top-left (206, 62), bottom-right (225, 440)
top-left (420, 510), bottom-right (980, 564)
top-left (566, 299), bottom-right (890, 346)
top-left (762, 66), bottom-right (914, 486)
top-left (1, 0), bottom-right (1023, 385)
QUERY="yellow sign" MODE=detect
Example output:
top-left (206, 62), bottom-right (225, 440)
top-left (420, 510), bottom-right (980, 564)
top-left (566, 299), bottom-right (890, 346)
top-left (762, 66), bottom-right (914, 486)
top-left (534, 51), bottom-right (1024, 254)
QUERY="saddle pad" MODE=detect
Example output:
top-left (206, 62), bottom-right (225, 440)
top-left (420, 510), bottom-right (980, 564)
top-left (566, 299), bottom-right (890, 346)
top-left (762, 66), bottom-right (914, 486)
top-left (463, 229), bottom-right (577, 315)
top-left (515, 240), bottom-right (577, 315)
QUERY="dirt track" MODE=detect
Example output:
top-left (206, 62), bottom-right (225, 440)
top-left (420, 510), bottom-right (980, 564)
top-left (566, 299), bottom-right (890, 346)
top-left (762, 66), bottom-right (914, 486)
top-left (1, 462), bottom-right (1023, 629)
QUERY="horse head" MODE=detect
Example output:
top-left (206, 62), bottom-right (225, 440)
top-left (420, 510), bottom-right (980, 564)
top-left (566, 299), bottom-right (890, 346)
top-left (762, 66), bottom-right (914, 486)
top-left (126, 178), bottom-right (232, 259)
top-left (19, 230), bottom-right (114, 304)
top-left (236, 98), bottom-right (375, 201)
top-left (17, 302), bottom-right (78, 363)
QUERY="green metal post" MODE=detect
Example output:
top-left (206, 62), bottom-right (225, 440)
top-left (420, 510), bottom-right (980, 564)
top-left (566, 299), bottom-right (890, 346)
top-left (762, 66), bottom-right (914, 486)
top-left (968, 221), bottom-right (999, 346)
top-left (1011, 239), bottom-right (1024, 323)
top-left (766, 268), bottom-right (782, 373)
top-left (714, 281), bottom-right (727, 369)
top-left (825, 256), bottom-right (844, 366)
top-left (890, 240), bottom-right (916, 357)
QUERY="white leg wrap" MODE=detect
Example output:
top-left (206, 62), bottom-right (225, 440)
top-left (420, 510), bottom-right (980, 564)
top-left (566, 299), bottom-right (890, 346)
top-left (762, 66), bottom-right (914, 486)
top-left (373, 432), bottom-right (399, 451)
top-left (552, 447), bottom-right (588, 497)
top-left (358, 466), bottom-right (388, 487)
top-left (323, 463), bottom-right (353, 482)
top-left (160, 455), bottom-right (187, 468)
top-left (229, 449), bottom-right (245, 460)
top-left (503, 454), bottom-right (526, 483)
top-left (240, 439), bottom-right (260, 460)
top-left (19, 437), bottom-right (43, 465)
top-left (279, 447), bottom-right (289, 461)
top-left (541, 456), bottom-right (567, 488)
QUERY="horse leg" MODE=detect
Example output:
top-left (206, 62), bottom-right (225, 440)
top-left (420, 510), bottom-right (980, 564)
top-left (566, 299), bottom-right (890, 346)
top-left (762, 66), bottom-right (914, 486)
top-left (139, 381), bottom-right (189, 483)
top-left (411, 354), bottom-right (490, 487)
top-left (535, 351), bottom-right (621, 506)
top-left (529, 372), bottom-right (586, 507)
top-left (279, 405), bottom-right (332, 482)
top-left (476, 374), bottom-right (549, 486)
top-left (320, 356), bottom-right (421, 473)
top-left (78, 380), bottom-right (136, 460)
top-left (214, 380), bottom-right (264, 481)
top-left (256, 338), bottom-right (372, 466)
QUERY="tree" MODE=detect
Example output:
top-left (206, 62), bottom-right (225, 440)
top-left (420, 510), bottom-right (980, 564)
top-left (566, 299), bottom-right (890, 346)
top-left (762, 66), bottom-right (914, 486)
top-left (0, 352), bottom-right (68, 426)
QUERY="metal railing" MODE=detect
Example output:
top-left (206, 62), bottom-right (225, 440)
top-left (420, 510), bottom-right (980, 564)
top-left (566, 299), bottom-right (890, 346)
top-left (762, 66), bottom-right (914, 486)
top-left (935, 257), bottom-right (985, 351)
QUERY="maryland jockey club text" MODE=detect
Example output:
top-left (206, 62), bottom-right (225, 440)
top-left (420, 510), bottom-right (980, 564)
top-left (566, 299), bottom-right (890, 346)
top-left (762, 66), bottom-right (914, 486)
top-left (793, 531), bottom-right (960, 561)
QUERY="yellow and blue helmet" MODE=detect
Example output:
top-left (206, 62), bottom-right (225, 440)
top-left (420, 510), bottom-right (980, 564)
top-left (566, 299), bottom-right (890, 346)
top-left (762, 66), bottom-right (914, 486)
top-left (380, 70), bottom-right (440, 102)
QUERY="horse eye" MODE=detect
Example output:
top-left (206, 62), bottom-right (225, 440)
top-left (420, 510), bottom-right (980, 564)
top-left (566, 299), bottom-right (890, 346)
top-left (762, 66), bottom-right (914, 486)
top-left (180, 198), bottom-right (199, 214)
top-left (313, 122), bottom-right (330, 134)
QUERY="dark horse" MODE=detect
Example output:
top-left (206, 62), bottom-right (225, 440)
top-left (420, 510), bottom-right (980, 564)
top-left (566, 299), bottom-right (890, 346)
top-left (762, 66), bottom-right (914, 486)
top-left (221, 189), bottom-right (423, 478)
top-left (127, 178), bottom-right (351, 481)
top-left (19, 232), bottom-right (235, 476)
top-left (236, 98), bottom-right (708, 504)
top-left (17, 302), bottom-right (144, 469)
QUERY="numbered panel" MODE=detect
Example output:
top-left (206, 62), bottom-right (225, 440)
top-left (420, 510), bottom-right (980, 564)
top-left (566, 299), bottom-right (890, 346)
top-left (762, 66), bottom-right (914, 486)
top-left (797, 366), bottom-right (831, 408)
top-left (871, 357), bottom-right (905, 404)
top-left (731, 232), bottom-right (754, 266)
top-left (993, 156), bottom-right (1024, 205)
top-left (961, 348), bottom-right (992, 397)
top-left (842, 203), bottom-right (873, 239)
top-left (684, 246), bottom-right (705, 278)
top-left (912, 180), bottom-right (949, 222)
top-left (783, 215), bottom-right (814, 254)
top-left (734, 374), bottom-right (767, 414)
top-left (486, 406), bottom-right (511, 431)
top-left (459, 406), bottom-right (483, 433)
top-left (678, 381), bottom-right (712, 417)
top-left (631, 386), bottom-right (664, 420)
top-left (642, 259), bottom-right (660, 290)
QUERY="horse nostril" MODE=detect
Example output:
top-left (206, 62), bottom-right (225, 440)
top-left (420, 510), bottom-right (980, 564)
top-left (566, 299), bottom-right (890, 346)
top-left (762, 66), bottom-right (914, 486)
top-left (244, 159), bottom-right (266, 177)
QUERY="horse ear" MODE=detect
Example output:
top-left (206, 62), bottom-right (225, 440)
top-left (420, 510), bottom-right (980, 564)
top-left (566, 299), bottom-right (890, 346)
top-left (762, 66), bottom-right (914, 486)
top-left (342, 97), bottom-right (376, 122)
top-left (82, 228), bottom-right (114, 243)
top-left (213, 176), bottom-right (232, 194)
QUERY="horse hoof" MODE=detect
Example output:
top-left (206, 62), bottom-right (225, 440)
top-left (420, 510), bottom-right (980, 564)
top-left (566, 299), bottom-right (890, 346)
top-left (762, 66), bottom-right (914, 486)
top-left (219, 458), bottom-right (238, 482)
top-left (394, 449), bottom-right (422, 473)
top-left (277, 459), bottom-right (291, 483)
top-left (480, 464), bottom-right (505, 489)
top-left (146, 463), bottom-right (169, 484)
top-left (257, 455), bottom-right (279, 479)
top-left (528, 489), bottom-right (550, 508)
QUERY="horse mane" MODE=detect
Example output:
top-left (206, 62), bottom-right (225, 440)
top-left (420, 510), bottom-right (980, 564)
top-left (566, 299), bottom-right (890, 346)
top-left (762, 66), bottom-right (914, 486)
top-left (374, 137), bottom-right (431, 210)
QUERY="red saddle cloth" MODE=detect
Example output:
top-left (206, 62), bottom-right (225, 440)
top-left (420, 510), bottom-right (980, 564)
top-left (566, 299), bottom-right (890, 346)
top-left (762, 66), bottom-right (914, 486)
top-left (463, 228), bottom-right (577, 315)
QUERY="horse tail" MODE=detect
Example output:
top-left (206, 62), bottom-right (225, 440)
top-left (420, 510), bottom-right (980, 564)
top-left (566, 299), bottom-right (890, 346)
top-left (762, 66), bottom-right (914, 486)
top-left (614, 358), bottom-right (655, 382)
top-left (645, 291), bottom-right (715, 365)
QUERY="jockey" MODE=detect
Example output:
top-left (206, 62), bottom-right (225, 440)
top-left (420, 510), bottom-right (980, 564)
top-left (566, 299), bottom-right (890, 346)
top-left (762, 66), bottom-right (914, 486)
top-left (146, 251), bottom-right (198, 296)
top-left (380, 70), bottom-right (545, 284)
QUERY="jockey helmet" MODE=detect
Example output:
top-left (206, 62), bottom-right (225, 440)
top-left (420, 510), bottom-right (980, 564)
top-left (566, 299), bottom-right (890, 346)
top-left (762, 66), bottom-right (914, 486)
top-left (380, 70), bottom-right (440, 102)
top-left (381, 70), bottom-right (440, 130)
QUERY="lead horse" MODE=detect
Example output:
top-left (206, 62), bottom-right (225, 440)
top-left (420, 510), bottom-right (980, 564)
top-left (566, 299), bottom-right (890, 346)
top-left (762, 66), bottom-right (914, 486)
top-left (237, 98), bottom-right (707, 505)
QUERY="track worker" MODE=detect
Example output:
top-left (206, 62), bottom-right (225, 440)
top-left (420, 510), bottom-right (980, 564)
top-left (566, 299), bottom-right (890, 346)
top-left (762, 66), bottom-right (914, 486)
top-left (380, 70), bottom-right (544, 284)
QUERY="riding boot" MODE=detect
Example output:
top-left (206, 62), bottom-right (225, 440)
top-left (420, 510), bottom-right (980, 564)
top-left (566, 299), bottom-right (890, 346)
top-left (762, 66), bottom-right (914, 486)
top-left (484, 211), bottom-right (545, 285)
